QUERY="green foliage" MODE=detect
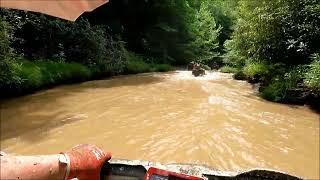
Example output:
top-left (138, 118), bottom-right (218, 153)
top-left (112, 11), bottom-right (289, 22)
top-left (1, 0), bottom-right (318, 106)
top-left (233, 70), bottom-right (246, 80)
top-left (0, 59), bottom-right (22, 90)
top-left (0, 17), bottom-right (22, 89)
top-left (0, 60), bottom-right (91, 96)
top-left (220, 65), bottom-right (238, 73)
top-left (35, 61), bottom-right (91, 85)
top-left (190, 0), bottom-right (223, 66)
top-left (125, 54), bottom-right (151, 74)
top-left (141, 0), bottom-right (197, 64)
top-left (124, 52), bottom-right (172, 74)
top-left (223, 0), bottom-right (319, 104)
top-left (102, 0), bottom-right (228, 65)
top-left (243, 61), bottom-right (270, 81)
top-left (193, 1), bottom-right (221, 57)
top-left (305, 54), bottom-right (320, 95)
top-left (63, 19), bottom-right (108, 65)
top-left (200, 64), bottom-right (211, 71)
top-left (229, 0), bottom-right (320, 64)
top-left (92, 36), bottom-right (127, 76)
top-left (205, 0), bottom-right (237, 52)
top-left (15, 61), bottom-right (43, 89)
top-left (0, 16), bottom-right (10, 60)
top-left (1, 11), bottom-right (127, 72)
top-left (151, 64), bottom-right (173, 72)
top-left (261, 66), bottom-right (307, 102)
top-left (260, 79), bottom-right (287, 102)
top-left (1, 0), bottom-right (234, 68)
top-left (223, 39), bottom-right (246, 68)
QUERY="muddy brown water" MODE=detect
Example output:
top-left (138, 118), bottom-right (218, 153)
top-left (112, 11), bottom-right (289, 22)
top-left (1, 71), bottom-right (319, 179)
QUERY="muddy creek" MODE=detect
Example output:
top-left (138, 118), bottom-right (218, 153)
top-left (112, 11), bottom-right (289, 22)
top-left (1, 71), bottom-right (319, 179)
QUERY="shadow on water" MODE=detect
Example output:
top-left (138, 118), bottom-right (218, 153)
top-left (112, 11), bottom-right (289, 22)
top-left (1, 110), bottom-right (70, 142)
top-left (309, 100), bottom-right (320, 114)
top-left (0, 72), bottom-right (172, 102)
top-left (0, 72), bottom-right (170, 142)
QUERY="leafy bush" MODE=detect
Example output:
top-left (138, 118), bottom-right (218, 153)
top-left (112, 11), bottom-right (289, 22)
top-left (223, 40), bottom-right (246, 68)
top-left (261, 66), bottom-right (307, 102)
top-left (243, 61), bottom-right (270, 82)
top-left (305, 54), bottom-right (320, 95)
top-left (224, 0), bottom-right (319, 103)
top-left (220, 65), bottom-right (238, 73)
top-left (1, 60), bottom-right (92, 96)
top-left (260, 79), bottom-right (287, 102)
top-left (15, 61), bottom-right (43, 89)
top-left (233, 70), bottom-right (246, 80)
top-left (0, 17), bottom-right (22, 90)
top-left (1, 11), bottom-right (127, 75)
top-left (35, 61), bottom-right (91, 85)
top-left (124, 52), bottom-right (173, 74)
top-left (125, 60), bottom-right (151, 74)
top-left (151, 64), bottom-right (173, 72)
top-left (0, 59), bottom-right (22, 90)
top-left (230, 0), bottom-right (320, 65)
top-left (124, 52), bottom-right (151, 74)
top-left (0, 16), bottom-right (10, 60)
top-left (200, 64), bottom-right (211, 71)
top-left (63, 20), bottom-right (108, 65)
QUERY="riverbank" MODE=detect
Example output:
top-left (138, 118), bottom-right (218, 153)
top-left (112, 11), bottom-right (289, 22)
top-left (219, 58), bottom-right (320, 112)
top-left (0, 58), bottom-right (173, 98)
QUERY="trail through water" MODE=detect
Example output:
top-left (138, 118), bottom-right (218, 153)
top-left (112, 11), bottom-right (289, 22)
top-left (1, 71), bottom-right (319, 178)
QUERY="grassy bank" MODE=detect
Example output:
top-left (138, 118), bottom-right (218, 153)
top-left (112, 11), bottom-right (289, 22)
top-left (219, 55), bottom-right (320, 110)
top-left (124, 52), bottom-right (173, 74)
top-left (0, 57), bottom-right (173, 98)
top-left (0, 59), bottom-right (89, 97)
top-left (219, 65), bottom-right (239, 73)
top-left (0, 14), bottom-right (174, 98)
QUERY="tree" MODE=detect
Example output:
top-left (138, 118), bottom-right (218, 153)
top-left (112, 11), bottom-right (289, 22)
top-left (228, 0), bottom-right (320, 65)
top-left (191, 1), bottom-right (222, 65)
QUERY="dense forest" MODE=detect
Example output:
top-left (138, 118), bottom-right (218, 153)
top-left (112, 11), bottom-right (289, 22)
top-left (0, 0), bottom-right (319, 108)
top-left (223, 0), bottom-right (320, 109)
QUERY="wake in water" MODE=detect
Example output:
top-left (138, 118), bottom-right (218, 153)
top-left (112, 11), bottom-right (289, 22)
top-left (167, 70), bottom-right (231, 81)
